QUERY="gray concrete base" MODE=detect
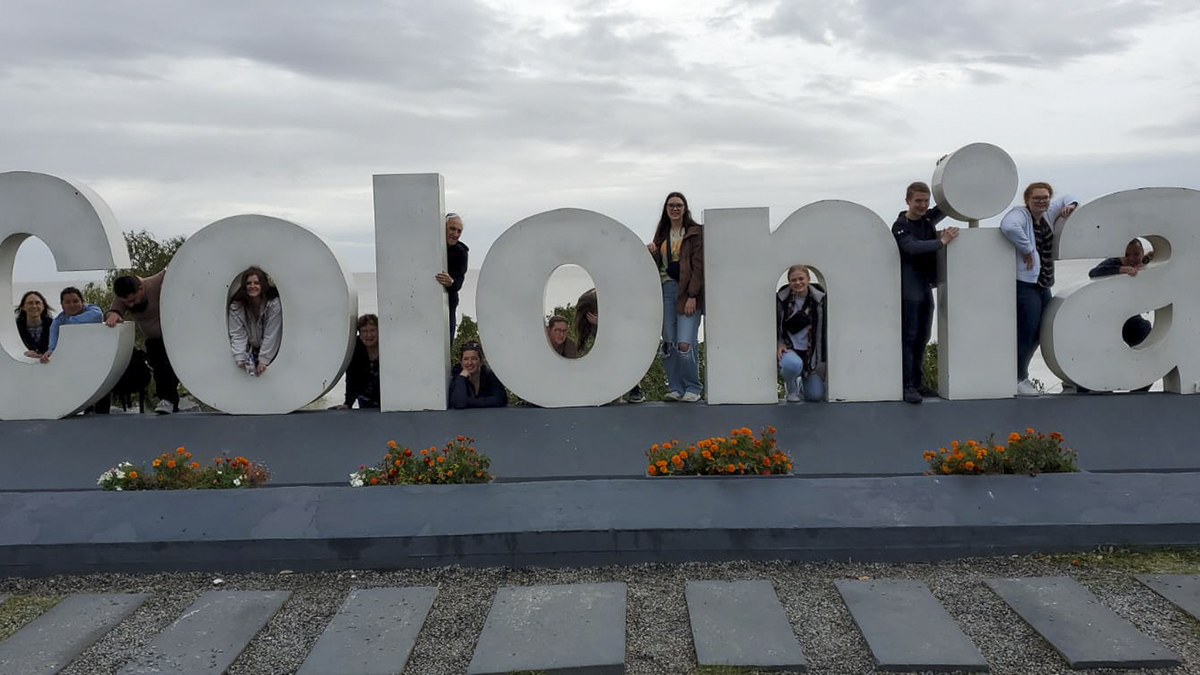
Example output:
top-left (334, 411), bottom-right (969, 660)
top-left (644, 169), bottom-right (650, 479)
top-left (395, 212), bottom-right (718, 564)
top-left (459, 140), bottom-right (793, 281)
top-left (3, 472), bottom-right (1200, 577)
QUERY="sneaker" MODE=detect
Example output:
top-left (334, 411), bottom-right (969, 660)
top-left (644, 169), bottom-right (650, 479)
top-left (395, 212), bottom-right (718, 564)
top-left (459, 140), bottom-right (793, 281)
top-left (663, 391), bottom-right (683, 402)
top-left (680, 391), bottom-right (702, 403)
top-left (1016, 379), bottom-right (1040, 397)
top-left (785, 391), bottom-right (802, 403)
top-left (154, 400), bottom-right (174, 415)
top-left (903, 387), bottom-right (922, 404)
top-left (626, 387), bottom-right (645, 404)
top-left (784, 376), bottom-right (801, 402)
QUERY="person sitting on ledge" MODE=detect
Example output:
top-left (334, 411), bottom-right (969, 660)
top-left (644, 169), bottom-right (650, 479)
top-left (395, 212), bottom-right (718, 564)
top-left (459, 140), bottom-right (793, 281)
top-left (448, 342), bottom-right (507, 409)
top-left (228, 266), bottom-right (283, 377)
top-left (334, 314), bottom-right (381, 409)
top-left (15, 290), bottom-right (54, 358)
top-left (546, 315), bottom-right (578, 358)
top-left (776, 265), bottom-right (827, 403)
top-left (45, 286), bottom-right (110, 413)
top-left (106, 270), bottom-right (179, 414)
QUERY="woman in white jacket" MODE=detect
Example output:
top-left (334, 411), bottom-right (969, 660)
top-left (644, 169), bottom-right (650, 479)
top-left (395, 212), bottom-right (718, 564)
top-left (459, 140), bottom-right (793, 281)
top-left (228, 266), bottom-right (283, 376)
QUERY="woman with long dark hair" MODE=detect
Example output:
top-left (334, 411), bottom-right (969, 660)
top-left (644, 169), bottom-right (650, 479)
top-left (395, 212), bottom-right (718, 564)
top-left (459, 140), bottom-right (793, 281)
top-left (227, 266), bottom-right (283, 376)
top-left (648, 192), bottom-right (704, 401)
top-left (14, 290), bottom-right (54, 358)
top-left (448, 342), bottom-right (507, 409)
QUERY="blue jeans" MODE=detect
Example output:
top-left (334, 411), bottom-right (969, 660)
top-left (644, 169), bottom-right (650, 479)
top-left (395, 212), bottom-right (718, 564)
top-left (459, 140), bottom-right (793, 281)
top-left (779, 349), bottom-right (825, 401)
top-left (1016, 281), bottom-right (1052, 381)
top-left (661, 279), bottom-right (702, 396)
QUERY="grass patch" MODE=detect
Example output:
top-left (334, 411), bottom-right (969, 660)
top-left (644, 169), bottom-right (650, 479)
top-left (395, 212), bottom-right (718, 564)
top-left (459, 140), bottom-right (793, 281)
top-left (0, 595), bottom-right (63, 642)
top-left (1037, 547), bottom-right (1200, 574)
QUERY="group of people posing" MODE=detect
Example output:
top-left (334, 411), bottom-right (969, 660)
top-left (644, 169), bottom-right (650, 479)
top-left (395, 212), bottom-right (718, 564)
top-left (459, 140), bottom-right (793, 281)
top-left (15, 182), bottom-right (1136, 413)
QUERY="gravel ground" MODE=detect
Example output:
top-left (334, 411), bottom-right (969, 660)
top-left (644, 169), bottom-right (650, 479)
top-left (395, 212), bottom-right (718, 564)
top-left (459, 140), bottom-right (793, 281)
top-left (2, 554), bottom-right (1198, 675)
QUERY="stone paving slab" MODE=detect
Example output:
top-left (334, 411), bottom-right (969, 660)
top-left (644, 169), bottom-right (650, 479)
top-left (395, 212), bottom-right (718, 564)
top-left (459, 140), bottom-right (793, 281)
top-left (986, 576), bottom-right (1180, 669)
top-left (297, 587), bottom-right (437, 675)
top-left (1138, 574), bottom-right (1200, 622)
top-left (117, 590), bottom-right (290, 674)
top-left (835, 579), bottom-right (987, 672)
top-left (0, 593), bottom-right (148, 675)
top-left (685, 580), bottom-right (807, 670)
top-left (467, 582), bottom-right (626, 675)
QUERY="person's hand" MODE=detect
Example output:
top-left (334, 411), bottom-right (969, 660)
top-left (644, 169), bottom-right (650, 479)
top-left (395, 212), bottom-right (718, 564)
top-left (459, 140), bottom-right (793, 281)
top-left (256, 362), bottom-right (268, 375)
top-left (646, 242), bottom-right (657, 253)
top-left (1120, 265), bottom-right (1139, 277)
top-left (39, 351), bottom-right (52, 364)
top-left (23, 349), bottom-right (37, 358)
top-left (777, 345), bottom-right (787, 362)
top-left (939, 227), bottom-right (959, 245)
top-left (1060, 203), bottom-right (1078, 218)
top-left (1022, 251), bottom-right (1034, 270)
top-left (435, 271), bottom-right (453, 287)
top-left (683, 297), bottom-right (697, 316)
top-left (104, 312), bottom-right (122, 327)
top-left (460, 369), bottom-right (472, 378)
top-left (586, 311), bottom-right (598, 325)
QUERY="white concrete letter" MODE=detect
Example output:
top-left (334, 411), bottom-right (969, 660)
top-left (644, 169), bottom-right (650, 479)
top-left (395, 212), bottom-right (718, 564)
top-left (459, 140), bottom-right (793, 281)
top-left (476, 208), bottom-right (662, 407)
top-left (0, 172), bottom-right (134, 420)
top-left (704, 202), bottom-right (902, 403)
top-left (1043, 188), bottom-right (1200, 393)
top-left (372, 174), bottom-right (449, 411)
top-left (933, 143), bottom-right (1019, 398)
top-left (160, 214), bottom-right (357, 414)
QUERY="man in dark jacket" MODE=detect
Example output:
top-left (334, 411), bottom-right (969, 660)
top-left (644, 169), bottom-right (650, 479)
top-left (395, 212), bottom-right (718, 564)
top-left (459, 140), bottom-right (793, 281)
top-left (892, 181), bottom-right (959, 404)
top-left (436, 213), bottom-right (469, 340)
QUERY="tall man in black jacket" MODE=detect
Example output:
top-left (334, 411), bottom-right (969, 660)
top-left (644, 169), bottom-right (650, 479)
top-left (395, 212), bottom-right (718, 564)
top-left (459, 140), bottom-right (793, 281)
top-left (436, 212), bottom-right (469, 341)
top-left (892, 182), bottom-right (959, 404)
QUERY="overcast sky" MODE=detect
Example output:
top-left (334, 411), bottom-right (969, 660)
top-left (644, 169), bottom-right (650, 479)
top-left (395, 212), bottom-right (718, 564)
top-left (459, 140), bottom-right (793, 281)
top-left (5, 0), bottom-right (1200, 280)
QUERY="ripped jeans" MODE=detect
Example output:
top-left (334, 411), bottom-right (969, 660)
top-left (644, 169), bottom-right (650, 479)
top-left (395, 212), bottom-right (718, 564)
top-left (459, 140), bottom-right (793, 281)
top-left (661, 279), bottom-right (702, 396)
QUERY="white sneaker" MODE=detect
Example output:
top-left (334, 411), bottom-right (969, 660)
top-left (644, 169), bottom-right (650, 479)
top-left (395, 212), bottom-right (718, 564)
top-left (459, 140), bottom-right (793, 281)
top-left (154, 400), bottom-right (174, 414)
top-left (680, 391), bottom-right (702, 403)
top-left (785, 391), bottom-right (802, 403)
top-left (663, 391), bottom-right (682, 402)
top-left (1016, 379), bottom-right (1040, 397)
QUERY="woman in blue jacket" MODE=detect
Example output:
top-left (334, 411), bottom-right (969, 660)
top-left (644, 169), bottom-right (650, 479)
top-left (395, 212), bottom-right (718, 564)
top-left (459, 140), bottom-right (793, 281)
top-left (40, 287), bottom-right (103, 363)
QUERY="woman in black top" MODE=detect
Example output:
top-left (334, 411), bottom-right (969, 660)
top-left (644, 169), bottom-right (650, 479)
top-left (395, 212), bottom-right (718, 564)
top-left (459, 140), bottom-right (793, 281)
top-left (15, 290), bottom-right (54, 357)
top-left (334, 314), bottom-right (381, 409)
top-left (448, 342), bottom-right (507, 409)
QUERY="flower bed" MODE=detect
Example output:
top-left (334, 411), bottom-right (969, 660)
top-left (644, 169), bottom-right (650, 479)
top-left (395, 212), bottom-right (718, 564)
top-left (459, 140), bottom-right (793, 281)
top-left (351, 435), bottom-right (492, 486)
top-left (923, 428), bottom-right (1079, 475)
top-left (97, 447), bottom-right (270, 490)
top-left (645, 426), bottom-right (792, 476)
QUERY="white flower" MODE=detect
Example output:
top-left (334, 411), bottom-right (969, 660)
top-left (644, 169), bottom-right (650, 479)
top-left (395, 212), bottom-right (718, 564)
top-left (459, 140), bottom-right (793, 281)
top-left (233, 478), bottom-right (241, 487)
top-left (115, 486), bottom-right (123, 491)
top-left (115, 470), bottom-right (125, 479)
top-left (350, 478), bottom-right (364, 487)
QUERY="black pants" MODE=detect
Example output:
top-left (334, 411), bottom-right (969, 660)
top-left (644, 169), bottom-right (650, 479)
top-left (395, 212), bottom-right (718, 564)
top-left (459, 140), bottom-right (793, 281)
top-left (145, 337), bottom-right (179, 410)
top-left (901, 291), bottom-right (934, 390)
top-left (1016, 281), bottom-right (1052, 381)
top-left (449, 295), bottom-right (459, 342)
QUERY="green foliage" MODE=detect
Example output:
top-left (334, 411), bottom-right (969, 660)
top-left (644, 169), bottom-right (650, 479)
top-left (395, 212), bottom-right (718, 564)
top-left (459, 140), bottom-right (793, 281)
top-left (97, 449), bottom-right (270, 490)
top-left (0, 596), bottom-right (63, 642)
top-left (351, 436), bottom-right (492, 485)
top-left (923, 429), bottom-right (1079, 476)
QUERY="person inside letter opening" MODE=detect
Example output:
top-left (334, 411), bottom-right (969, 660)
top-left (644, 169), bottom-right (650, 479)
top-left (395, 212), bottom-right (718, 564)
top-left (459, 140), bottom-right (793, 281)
top-left (999, 182), bottom-right (1078, 397)
top-left (227, 266), bottom-right (283, 377)
top-left (436, 212), bottom-right (469, 341)
top-left (892, 181), bottom-right (959, 404)
top-left (776, 265), bottom-right (827, 402)
top-left (571, 288), bottom-right (645, 403)
top-left (648, 192), bottom-right (704, 402)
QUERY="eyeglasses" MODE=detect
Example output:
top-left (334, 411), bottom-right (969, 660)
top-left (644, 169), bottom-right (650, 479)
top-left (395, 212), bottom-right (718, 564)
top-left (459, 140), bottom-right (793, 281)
top-left (1030, 196), bottom-right (1051, 202)
top-left (666, 203), bottom-right (685, 209)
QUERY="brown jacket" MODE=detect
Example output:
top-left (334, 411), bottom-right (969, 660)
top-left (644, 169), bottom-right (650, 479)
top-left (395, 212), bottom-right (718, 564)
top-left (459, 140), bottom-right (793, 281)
top-left (652, 224), bottom-right (704, 315)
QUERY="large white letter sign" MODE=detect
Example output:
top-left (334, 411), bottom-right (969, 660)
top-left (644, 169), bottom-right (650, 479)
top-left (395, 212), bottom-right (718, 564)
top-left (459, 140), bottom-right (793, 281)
top-left (933, 143), bottom-right (1018, 399)
top-left (1042, 188), bottom-right (1200, 393)
top-left (160, 215), bottom-right (357, 414)
top-left (704, 202), bottom-right (902, 403)
top-left (0, 172), bottom-right (134, 420)
top-left (476, 208), bottom-right (662, 407)
top-left (372, 173), bottom-right (448, 411)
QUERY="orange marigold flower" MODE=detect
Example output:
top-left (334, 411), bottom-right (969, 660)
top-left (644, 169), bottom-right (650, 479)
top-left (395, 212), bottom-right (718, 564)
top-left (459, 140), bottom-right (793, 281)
top-left (942, 465), bottom-right (951, 473)
top-left (701, 450), bottom-right (712, 460)
top-left (753, 440), bottom-right (761, 448)
top-left (447, 470), bottom-right (453, 476)
top-left (950, 440), bottom-right (959, 450)
top-left (167, 460), bottom-right (176, 468)
top-left (726, 463), bottom-right (736, 472)
top-left (152, 459), bottom-right (161, 467)
top-left (387, 440), bottom-right (397, 448)
top-left (1008, 432), bottom-right (1021, 443)
top-left (994, 445), bottom-right (1004, 452)
top-left (1050, 432), bottom-right (1064, 442)
top-left (679, 450), bottom-right (687, 459)
top-left (128, 470), bottom-right (138, 479)
top-left (763, 457), bottom-right (772, 466)
top-left (191, 462), bottom-right (199, 469)
top-left (785, 463), bottom-right (792, 471)
top-left (648, 465), bottom-right (658, 475)
top-left (964, 461), bottom-right (975, 470)
top-left (656, 460), bottom-right (668, 468)
top-left (730, 429), bottom-right (739, 436)
top-left (767, 425), bottom-right (776, 433)
top-left (394, 460), bottom-right (402, 467)
top-left (741, 427), bottom-right (752, 435)
top-left (370, 477), bottom-right (379, 484)
top-left (1025, 427), bottom-right (1035, 435)
top-left (939, 447), bottom-right (948, 454)
top-left (437, 456), bottom-right (445, 463)
top-left (651, 444), bottom-right (659, 451)
top-left (176, 447), bottom-right (185, 454)
top-left (421, 449), bottom-right (428, 455)
top-left (475, 471), bottom-right (483, 477)
top-left (403, 449), bottom-right (412, 457)
top-left (456, 435), bottom-right (465, 441)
